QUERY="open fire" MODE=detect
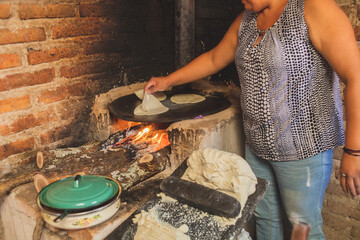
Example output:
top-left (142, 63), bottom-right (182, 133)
top-left (100, 118), bottom-right (171, 158)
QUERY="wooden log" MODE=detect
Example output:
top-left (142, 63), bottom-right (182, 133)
top-left (0, 172), bottom-right (38, 198)
top-left (0, 142), bottom-right (170, 198)
top-left (33, 171), bottom-right (86, 193)
top-left (33, 143), bottom-right (171, 192)
top-left (36, 152), bottom-right (44, 169)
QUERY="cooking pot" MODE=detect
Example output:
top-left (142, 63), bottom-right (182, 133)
top-left (36, 175), bottom-right (121, 230)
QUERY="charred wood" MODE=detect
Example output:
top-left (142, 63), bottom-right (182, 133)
top-left (99, 126), bottom-right (141, 150)
top-left (33, 144), bottom-right (170, 192)
top-left (0, 142), bottom-right (170, 198)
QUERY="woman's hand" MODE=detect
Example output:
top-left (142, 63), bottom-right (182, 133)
top-left (144, 76), bottom-right (172, 94)
top-left (340, 153), bottom-right (360, 198)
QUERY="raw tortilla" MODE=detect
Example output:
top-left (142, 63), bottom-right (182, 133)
top-left (135, 89), bottom-right (167, 101)
top-left (181, 148), bottom-right (258, 218)
top-left (133, 208), bottom-right (190, 240)
top-left (170, 94), bottom-right (205, 104)
top-left (134, 92), bottom-right (169, 116)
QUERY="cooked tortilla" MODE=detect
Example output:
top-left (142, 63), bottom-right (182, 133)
top-left (134, 92), bottom-right (169, 116)
top-left (135, 89), bottom-right (167, 101)
top-left (170, 94), bottom-right (205, 104)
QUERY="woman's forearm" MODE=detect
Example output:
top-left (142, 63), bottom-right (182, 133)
top-left (344, 78), bottom-right (360, 149)
top-left (166, 50), bottom-right (226, 87)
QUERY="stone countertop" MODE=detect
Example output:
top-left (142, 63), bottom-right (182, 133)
top-left (106, 160), bottom-right (269, 240)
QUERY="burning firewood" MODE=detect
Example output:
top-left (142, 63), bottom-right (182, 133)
top-left (0, 125), bottom-right (171, 199)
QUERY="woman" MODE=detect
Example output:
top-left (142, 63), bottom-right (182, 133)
top-left (145, 0), bottom-right (360, 239)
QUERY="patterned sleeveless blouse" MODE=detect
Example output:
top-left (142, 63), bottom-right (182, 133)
top-left (235, 0), bottom-right (344, 161)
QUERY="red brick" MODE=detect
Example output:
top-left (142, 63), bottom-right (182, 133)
top-left (38, 86), bottom-right (68, 104)
top-left (40, 125), bottom-right (72, 145)
top-left (0, 124), bottom-right (11, 136)
top-left (37, 81), bottom-right (88, 104)
top-left (0, 95), bottom-right (30, 114)
top-left (0, 68), bottom-right (54, 92)
top-left (28, 47), bottom-right (78, 65)
top-left (60, 60), bottom-right (111, 78)
top-left (67, 82), bottom-right (87, 96)
top-left (52, 18), bottom-right (102, 39)
top-left (0, 53), bottom-right (22, 70)
top-left (0, 137), bottom-right (35, 160)
top-left (0, 4), bottom-right (11, 19)
top-left (18, 4), bottom-right (45, 19)
top-left (0, 107), bottom-right (57, 136)
top-left (0, 28), bottom-right (46, 45)
top-left (8, 109), bottom-right (57, 135)
top-left (10, 114), bottom-right (37, 134)
top-left (18, 4), bottom-right (76, 19)
top-left (45, 4), bottom-right (77, 18)
top-left (79, 3), bottom-right (116, 17)
top-left (83, 40), bottom-right (121, 55)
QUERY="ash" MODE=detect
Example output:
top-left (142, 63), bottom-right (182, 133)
top-left (154, 199), bottom-right (228, 239)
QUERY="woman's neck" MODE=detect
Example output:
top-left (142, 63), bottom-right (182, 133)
top-left (257, 0), bottom-right (288, 31)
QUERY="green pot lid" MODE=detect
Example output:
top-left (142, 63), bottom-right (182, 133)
top-left (39, 175), bottom-right (120, 210)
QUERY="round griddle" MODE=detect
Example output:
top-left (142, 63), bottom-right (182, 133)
top-left (108, 90), bottom-right (231, 123)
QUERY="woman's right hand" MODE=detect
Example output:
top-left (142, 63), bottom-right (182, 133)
top-left (144, 76), bottom-right (172, 94)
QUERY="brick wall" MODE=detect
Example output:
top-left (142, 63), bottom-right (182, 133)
top-left (0, 0), bottom-right (174, 177)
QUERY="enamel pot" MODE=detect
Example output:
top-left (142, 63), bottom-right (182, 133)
top-left (36, 175), bottom-right (121, 230)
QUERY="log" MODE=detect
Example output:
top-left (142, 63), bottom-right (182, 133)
top-left (33, 143), bottom-right (171, 192)
top-left (33, 171), bottom-right (86, 193)
top-left (36, 152), bottom-right (44, 169)
top-left (0, 142), bottom-right (170, 198)
top-left (33, 174), bottom-right (50, 193)
top-left (0, 172), bottom-right (38, 198)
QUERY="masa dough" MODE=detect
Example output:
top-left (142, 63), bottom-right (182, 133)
top-left (132, 150), bottom-right (257, 239)
top-left (181, 148), bottom-right (258, 216)
top-left (135, 89), bottom-right (167, 101)
top-left (134, 92), bottom-right (169, 116)
top-left (133, 209), bottom-right (190, 240)
top-left (170, 94), bottom-right (205, 104)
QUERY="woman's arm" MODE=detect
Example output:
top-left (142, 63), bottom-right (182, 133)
top-left (145, 13), bottom-right (243, 93)
top-left (305, 0), bottom-right (360, 197)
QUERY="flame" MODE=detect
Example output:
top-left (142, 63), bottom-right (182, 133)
top-left (112, 118), bottom-right (142, 132)
top-left (133, 127), bottom-right (150, 142)
top-left (152, 132), bottom-right (170, 152)
top-left (110, 123), bottom-right (170, 152)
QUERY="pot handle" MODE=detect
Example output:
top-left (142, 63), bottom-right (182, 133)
top-left (74, 174), bottom-right (83, 188)
top-left (54, 210), bottom-right (69, 223)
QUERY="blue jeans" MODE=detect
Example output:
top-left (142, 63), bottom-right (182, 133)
top-left (245, 146), bottom-right (333, 240)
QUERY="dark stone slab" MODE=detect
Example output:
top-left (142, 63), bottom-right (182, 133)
top-left (106, 160), bottom-right (269, 240)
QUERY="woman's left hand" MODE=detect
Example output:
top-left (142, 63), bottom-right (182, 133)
top-left (340, 153), bottom-right (360, 198)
